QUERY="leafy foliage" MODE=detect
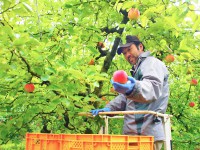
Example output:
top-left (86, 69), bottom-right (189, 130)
top-left (0, 0), bottom-right (199, 149)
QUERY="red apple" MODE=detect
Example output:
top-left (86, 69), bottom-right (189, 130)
top-left (190, 79), bottom-right (198, 86)
top-left (113, 70), bottom-right (128, 84)
top-left (128, 8), bottom-right (140, 20)
top-left (189, 102), bottom-right (195, 107)
top-left (88, 59), bottom-right (95, 65)
top-left (101, 96), bottom-right (106, 101)
top-left (24, 83), bottom-right (35, 93)
top-left (97, 42), bottom-right (105, 48)
top-left (165, 54), bottom-right (175, 63)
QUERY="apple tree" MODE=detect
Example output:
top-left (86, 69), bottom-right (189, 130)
top-left (0, 0), bottom-right (200, 149)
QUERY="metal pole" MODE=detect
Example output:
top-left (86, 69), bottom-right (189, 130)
top-left (163, 116), bottom-right (172, 150)
top-left (105, 116), bottom-right (109, 134)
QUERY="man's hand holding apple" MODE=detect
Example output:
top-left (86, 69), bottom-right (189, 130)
top-left (111, 70), bottom-right (136, 94)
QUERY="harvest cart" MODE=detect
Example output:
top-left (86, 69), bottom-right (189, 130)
top-left (79, 110), bottom-right (172, 150)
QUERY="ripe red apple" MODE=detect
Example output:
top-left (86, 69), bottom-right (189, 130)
top-left (189, 102), bottom-right (195, 107)
top-left (97, 42), bottom-right (105, 48)
top-left (113, 70), bottom-right (128, 84)
top-left (190, 79), bottom-right (198, 86)
top-left (165, 54), bottom-right (175, 63)
top-left (101, 96), bottom-right (106, 101)
top-left (24, 83), bottom-right (35, 93)
top-left (128, 8), bottom-right (140, 20)
top-left (88, 59), bottom-right (95, 65)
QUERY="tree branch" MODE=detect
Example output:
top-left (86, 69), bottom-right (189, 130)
top-left (93, 8), bottom-right (129, 101)
top-left (0, 2), bottom-right (20, 14)
top-left (16, 51), bottom-right (40, 78)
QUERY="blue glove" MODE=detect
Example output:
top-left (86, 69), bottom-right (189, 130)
top-left (111, 76), bottom-right (136, 94)
top-left (90, 107), bottom-right (111, 116)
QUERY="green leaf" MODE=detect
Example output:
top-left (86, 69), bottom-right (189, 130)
top-left (51, 98), bottom-right (61, 105)
top-left (192, 16), bottom-right (200, 32)
top-left (160, 39), bottom-right (167, 47)
top-left (90, 75), bottom-right (108, 81)
top-left (122, 1), bottom-right (136, 10)
top-left (22, 2), bottom-right (33, 12)
top-left (164, 17), bottom-right (179, 31)
top-left (178, 39), bottom-right (189, 51)
top-left (2, 0), bottom-right (11, 10)
top-left (48, 84), bottom-right (60, 90)
top-left (13, 38), bottom-right (26, 46)
top-left (115, 2), bottom-right (123, 12)
top-left (16, 117), bottom-right (23, 128)
top-left (26, 38), bottom-right (40, 46)
top-left (179, 49), bottom-right (188, 52)
top-left (67, 68), bottom-right (85, 79)
top-left (0, 125), bottom-right (8, 139)
top-left (86, 46), bottom-right (97, 53)
top-left (181, 52), bottom-right (192, 60)
top-left (140, 16), bottom-right (148, 27)
top-left (65, 4), bottom-right (73, 8)
top-left (41, 75), bottom-right (49, 81)
top-left (45, 67), bottom-right (57, 74)
top-left (13, 6), bottom-right (28, 14)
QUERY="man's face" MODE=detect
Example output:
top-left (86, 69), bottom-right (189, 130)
top-left (122, 43), bottom-right (143, 65)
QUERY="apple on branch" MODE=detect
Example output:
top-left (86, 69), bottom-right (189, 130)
top-left (101, 96), bottom-right (106, 101)
top-left (88, 58), bottom-right (95, 65)
top-left (190, 79), bottom-right (198, 86)
top-left (165, 54), bottom-right (175, 63)
top-left (189, 102), bottom-right (195, 107)
top-left (128, 8), bottom-right (140, 20)
top-left (97, 42), bottom-right (105, 48)
top-left (24, 83), bottom-right (35, 93)
top-left (113, 70), bottom-right (128, 84)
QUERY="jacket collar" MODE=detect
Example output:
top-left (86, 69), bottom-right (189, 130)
top-left (130, 51), bottom-right (151, 75)
top-left (138, 51), bottom-right (151, 59)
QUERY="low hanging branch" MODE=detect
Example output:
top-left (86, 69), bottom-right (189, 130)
top-left (101, 9), bottom-right (129, 72)
top-left (93, 9), bottom-right (129, 105)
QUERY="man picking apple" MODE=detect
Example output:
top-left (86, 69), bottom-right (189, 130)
top-left (90, 35), bottom-right (169, 150)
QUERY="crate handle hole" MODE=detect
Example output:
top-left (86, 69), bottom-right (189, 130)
top-left (129, 142), bottom-right (138, 147)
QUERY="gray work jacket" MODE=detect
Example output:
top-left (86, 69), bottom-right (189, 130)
top-left (106, 51), bottom-right (169, 141)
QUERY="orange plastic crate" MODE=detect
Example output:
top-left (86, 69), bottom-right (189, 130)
top-left (26, 133), bottom-right (154, 150)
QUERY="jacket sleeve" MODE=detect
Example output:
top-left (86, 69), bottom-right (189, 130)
top-left (105, 94), bottom-right (127, 111)
top-left (126, 57), bottom-right (169, 103)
